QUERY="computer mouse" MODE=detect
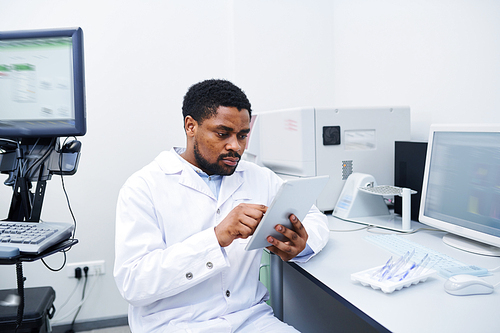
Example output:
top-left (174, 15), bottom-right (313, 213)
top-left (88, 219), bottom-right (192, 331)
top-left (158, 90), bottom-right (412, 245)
top-left (444, 274), bottom-right (494, 296)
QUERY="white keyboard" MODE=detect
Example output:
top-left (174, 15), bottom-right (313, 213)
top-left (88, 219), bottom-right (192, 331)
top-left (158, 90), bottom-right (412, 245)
top-left (358, 185), bottom-right (417, 196)
top-left (0, 221), bottom-right (74, 255)
top-left (366, 234), bottom-right (468, 274)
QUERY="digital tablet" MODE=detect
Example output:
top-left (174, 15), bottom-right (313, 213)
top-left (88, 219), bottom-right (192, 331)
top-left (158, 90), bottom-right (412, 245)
top-left (245, 175), bottom-right (329, 251)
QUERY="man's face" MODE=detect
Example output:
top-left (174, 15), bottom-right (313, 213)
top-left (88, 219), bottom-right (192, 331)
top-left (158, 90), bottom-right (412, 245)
top-left (192, 106), bottom-right (250, 176)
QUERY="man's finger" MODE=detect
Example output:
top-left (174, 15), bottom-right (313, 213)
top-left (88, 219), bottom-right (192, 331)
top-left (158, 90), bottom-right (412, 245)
top-left (289, 214), bottom-right (307, 238)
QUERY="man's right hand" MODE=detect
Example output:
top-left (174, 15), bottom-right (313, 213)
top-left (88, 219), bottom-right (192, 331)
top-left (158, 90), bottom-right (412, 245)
top-left (214, 203), bottom-right (267, 247)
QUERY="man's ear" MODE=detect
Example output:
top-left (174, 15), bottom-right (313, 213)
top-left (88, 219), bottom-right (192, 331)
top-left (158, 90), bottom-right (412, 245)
top-left (184, 116), bottom-right (197, 137)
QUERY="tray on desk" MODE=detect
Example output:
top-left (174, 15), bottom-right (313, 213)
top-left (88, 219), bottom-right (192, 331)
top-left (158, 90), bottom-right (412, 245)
top-left (351, 265), bottom-right (437, 293)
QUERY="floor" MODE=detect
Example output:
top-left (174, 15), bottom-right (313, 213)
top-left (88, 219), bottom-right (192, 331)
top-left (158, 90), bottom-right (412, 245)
top-left (80, 326), bottom-right (131, 333)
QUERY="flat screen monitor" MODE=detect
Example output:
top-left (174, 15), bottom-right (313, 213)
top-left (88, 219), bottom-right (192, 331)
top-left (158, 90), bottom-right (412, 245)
top-left (0, 27), bottom-right (86, 138)
top-left (419, 124), bottom-right (500, 256)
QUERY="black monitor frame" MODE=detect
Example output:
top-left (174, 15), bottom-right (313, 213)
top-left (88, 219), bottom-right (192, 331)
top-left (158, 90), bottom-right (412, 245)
top-left (0, 27), bottom-right (86, 138)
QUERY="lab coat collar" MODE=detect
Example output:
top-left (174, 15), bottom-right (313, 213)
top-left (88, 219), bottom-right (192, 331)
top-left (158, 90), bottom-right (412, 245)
top-left (156, 148), bottom-right (247, 204)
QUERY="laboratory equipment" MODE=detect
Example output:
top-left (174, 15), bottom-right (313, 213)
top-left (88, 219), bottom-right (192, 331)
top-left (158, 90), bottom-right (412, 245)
top-left (333, 173), bottom-right (416, 232)
top-left (244, 106), bottom-right (411, 212)
top-left (0, 27), bottom-right (86, 138)
top-left (0, 27), bottom-right (86, 333)
top-left (351, 252), bottom-right (437, 294)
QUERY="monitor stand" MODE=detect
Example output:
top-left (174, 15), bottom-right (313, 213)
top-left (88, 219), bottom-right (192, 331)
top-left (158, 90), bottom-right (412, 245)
top-left (443, 233), bottom-right (500, 257)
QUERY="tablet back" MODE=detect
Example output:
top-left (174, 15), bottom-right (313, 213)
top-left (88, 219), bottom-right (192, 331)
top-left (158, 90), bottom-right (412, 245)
top-left (245, 175), bottom-right (329, 251)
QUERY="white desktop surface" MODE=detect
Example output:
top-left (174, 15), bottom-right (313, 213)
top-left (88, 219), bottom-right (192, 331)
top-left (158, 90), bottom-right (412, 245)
top-left (291, 215), bottom-right (500, 332)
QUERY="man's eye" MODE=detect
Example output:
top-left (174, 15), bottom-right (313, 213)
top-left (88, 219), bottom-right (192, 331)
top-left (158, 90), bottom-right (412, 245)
top-left (239, 134), bottom-right (248, 140)
top-left (217, 132), bottom-right (228, 137)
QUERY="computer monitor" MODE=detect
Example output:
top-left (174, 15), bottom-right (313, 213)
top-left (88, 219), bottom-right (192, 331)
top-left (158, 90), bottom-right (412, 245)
top-left (419, 124), bottom-right (500, 256)
top-left (0, 27), bottom-right (86, 138)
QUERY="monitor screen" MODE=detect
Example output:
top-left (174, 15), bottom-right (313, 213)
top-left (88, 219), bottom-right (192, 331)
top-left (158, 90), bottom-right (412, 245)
top-left (419, 124), bottom-right (500, 256)
top-left (0, 28), bottom-right (86, 138)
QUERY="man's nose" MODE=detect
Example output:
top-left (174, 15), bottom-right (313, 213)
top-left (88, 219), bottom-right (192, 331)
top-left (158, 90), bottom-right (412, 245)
top-left (226, 135), bottom-right (241, 151)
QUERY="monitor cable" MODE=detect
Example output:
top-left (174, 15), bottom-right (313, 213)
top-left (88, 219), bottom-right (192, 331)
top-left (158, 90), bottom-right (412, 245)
top-left (59, 137), bottom-right (78, 241)
top-left (40, 137), bottom-right (79, 271)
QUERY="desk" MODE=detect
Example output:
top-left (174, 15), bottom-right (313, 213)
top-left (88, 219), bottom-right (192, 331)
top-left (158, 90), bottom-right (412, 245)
top-left (281, 216), bottom-right (500, 333)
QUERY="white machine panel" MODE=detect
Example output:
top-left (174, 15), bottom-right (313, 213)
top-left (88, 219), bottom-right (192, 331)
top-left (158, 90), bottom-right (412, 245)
top-left (246, 106), bottom-right (411, 212)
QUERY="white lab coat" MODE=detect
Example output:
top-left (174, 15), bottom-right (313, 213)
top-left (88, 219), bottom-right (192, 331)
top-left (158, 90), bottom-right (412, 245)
top-left (114, 148), bottom-right (329, 332)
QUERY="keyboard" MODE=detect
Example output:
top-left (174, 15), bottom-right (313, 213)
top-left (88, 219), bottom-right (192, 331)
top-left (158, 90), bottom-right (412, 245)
top-left (366, 234), bottom-right (469, 274)
top-left (0, 221), bottom-right (74, 256)
top-left (358, 185), bottom-right (417, 196)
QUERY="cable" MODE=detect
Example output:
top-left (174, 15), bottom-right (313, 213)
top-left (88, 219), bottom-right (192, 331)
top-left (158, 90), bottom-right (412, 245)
top-left (22, 138), bottom-right (51, 178)
top-left (65, 266), bottom-right (89, 333)
top-left (365, 226), bottom-right (443, 235)
top-left (52, 269), bottom-right (101, 324)
top-left (56, 278), bottom-right (83, 313)
top-left (39, 137), bottom-right (79, 271)
top-left (330, 226), bottom-right (369, 232)
top-left (488, 265), bottom-right (500, 273)
top-left (329, 217), bottom-right (442, 234)
top-left (0, 138), bottom-right (19, 151)
top-left (60, 156), bottom-right (78, 238)
top-left (59, 137), bottom-right (78, 247)
top-left (41, 250), bottom-right (68, 272)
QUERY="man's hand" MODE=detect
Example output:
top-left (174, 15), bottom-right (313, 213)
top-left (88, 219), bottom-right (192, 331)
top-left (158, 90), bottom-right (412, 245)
top-left (215, 203), bottom-right (267, 247)
top-left (266, 214), bottom-right (308, 261)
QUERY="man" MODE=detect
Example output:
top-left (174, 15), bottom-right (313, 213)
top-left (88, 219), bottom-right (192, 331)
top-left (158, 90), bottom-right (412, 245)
top-left (114, 79), bottom-right (329, 332)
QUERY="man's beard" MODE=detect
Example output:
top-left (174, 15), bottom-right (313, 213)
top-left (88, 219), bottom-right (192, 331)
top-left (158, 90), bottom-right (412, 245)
top-left (193, 142), bottom-right (241, 176)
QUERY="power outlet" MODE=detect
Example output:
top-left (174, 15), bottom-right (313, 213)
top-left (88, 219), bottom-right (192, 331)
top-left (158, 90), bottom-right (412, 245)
top-left (67, 260), bottom-right (105, 278)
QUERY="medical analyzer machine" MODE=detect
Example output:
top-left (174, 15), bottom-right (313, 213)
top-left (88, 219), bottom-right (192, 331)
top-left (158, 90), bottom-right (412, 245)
top-left (244, 106), bottom-right (411, 212)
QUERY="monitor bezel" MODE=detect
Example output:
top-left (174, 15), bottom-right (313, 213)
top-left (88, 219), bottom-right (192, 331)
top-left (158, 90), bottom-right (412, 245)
top-left (0, 27), bottom-right (86, 138)
top-left (419, 123), bottom-right (500, 249)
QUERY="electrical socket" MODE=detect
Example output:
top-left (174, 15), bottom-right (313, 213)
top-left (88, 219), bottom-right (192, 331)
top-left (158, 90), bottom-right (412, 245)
top-left (67, 260), bottom-right (105, 278)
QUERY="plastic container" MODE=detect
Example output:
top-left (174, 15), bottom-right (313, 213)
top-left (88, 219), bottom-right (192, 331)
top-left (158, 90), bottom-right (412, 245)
top-left (351, 265), bottom-right (436, 293)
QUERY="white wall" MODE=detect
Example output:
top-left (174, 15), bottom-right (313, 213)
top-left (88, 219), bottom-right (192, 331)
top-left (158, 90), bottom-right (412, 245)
top-left (1, 0), bottom-right (499, 327)
top-left (330, 0), bottom-right (500, 140)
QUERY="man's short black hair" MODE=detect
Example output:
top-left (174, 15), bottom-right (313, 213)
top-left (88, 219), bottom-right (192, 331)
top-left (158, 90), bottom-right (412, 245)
top-left (182, 79), bottom-right (252, 124)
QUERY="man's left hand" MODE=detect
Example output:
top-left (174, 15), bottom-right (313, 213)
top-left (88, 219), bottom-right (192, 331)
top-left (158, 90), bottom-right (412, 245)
top-left (266, 214), bottom-right (308, 261)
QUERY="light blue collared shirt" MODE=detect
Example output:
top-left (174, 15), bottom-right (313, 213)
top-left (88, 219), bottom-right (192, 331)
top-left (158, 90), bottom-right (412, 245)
top-left (174, 148), bottom-right (223, 199)
top-left (197, 172), bottom-right (223, 199)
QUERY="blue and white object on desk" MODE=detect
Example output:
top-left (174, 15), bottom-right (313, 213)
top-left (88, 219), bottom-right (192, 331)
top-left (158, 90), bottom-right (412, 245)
top-left (333, 173), bottom-right (416, 232)
top-left (333, 173), bottom-right (388, 219)
top-left (352, 250), bottom-right (437, 293)
top-left (351, 265), bottom-right (436, 294)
